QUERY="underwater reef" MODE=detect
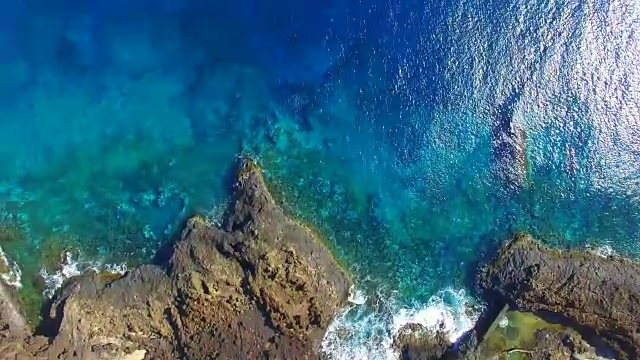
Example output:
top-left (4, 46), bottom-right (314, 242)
top-left (0, 159), bottom-right (351, 359)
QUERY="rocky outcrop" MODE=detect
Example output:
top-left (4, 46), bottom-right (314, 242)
top-left (491, 90), bottom-right (529, 188)
top-left (1, 281), bottom-right (47, 360)
top-left (0, 158), bottom-right (351, 360)
top-left (393, 323), bottom-right (451, 360)
top-left (165, 159), bottom-right (351, 359)
top-left (478, 234), bottom-right (640, 359)
top-left (396, 234), bottom-right (638, 360)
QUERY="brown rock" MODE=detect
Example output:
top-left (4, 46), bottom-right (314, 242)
top-left (29, 158), bottom-right (351, 360)
top-left (45, 266), bottom-right (174, 359)
top-left (1, 280), bottom-right (52, 360)
top-left (393, 323), bottom-right (451, 360)
top-left (0, 280), bottom-right (28, 335)
top-left (478, 234), bottom-right (640, 359)
top-left (0, 282), bottom-right (31, 360)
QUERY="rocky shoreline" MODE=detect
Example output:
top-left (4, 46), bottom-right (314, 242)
top-left (1, 160), bottom-right (639, 360)
top-left (397, 234), bottom-right (639, 360)
top-left (0, 158), bottom-right (351, 359)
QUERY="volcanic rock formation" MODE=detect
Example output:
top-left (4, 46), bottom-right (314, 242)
top-left (0, 158), bottom-right (351, 360)
top-left (478, 234), bottom-right (639, 359)
top-left (396, 234), bottom-right (639, 360)
top-left (393, 323), bottom-right (451, 360)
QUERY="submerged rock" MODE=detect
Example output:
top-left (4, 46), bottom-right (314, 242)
top-left (461, 309), bottom-right (608, 360)
top-left (526, 328), bottom-right (599, 360)
top-left (478, 234), bottom-right (640, 359)
top-left (0, 158), bottom-right (351, 359)
top-left (491, 90), bottom-right (529, 188)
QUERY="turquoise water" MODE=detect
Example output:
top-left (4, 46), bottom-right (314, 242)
top-left (1, 0), bottom-right (640, 355)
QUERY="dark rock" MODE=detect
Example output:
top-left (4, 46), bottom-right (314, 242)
top-left (393, 323), bottom-right (451, 360)
top-left (1, 158), bottom-right (351, 360)
top-left (440, 331), bottom-right (480, 360)
top-left (491, 89), bottom-right (529, 187)
top-left (44, 265), bottom-right (174, 359)
top-left (478, 234), bottom-right (640, 359)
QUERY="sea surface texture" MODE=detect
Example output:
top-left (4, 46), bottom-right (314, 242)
top-left (0, 0), bottom-right (639, 357)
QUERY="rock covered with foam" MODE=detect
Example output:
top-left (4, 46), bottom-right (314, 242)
top-left (320, 288), bottom-right (481, 360)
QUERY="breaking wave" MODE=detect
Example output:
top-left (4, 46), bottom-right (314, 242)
top-left (586, 243), bottom-right (616, 258)
top-left (0, 246), bottom-right (22, 288)
top-left (321, 287), bottom-right (481, 360)
top-left (39, 250), bottom-right (128, 298)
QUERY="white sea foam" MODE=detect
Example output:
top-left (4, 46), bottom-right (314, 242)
top-left (321, 287), bottom-right (481, 360)
top-left (391, 288), bottom-right (478, 343)
top-left (0, 246), bottom-right (22, 288)
top-left (589, 244), bottom-right (615, 258)
top-left (39, 250), bottom-right (128, 298)
top-left (103, 262), bottom-right (129, 274)
top-left (348, 287), bottom-right (367, 305)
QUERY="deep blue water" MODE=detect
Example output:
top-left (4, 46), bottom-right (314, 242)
top-left (1, 0), bottom-right (639, 357)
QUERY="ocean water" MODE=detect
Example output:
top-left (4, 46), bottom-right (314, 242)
top-left (0, 0), bottom-right (639, 357)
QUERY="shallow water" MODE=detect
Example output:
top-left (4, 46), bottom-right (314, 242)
top-left (0, 0), bottom-right (639, 357)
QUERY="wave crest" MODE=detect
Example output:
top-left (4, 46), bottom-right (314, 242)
top-left (321, 287), bottom-right (481, 360)
top-left (39, 250), bottom-right (128, 297)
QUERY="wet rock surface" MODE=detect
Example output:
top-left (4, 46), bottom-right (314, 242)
top-left (0, 159), bottom-right (351, 360)
top-left (464, 310), bottom-right (609, 360)
top-left (491, 90), bottom-right (529, 188)
top-left (393, 323), bottom-right (451, 360)
top-left (525, 328), bottom-right (593, 360)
